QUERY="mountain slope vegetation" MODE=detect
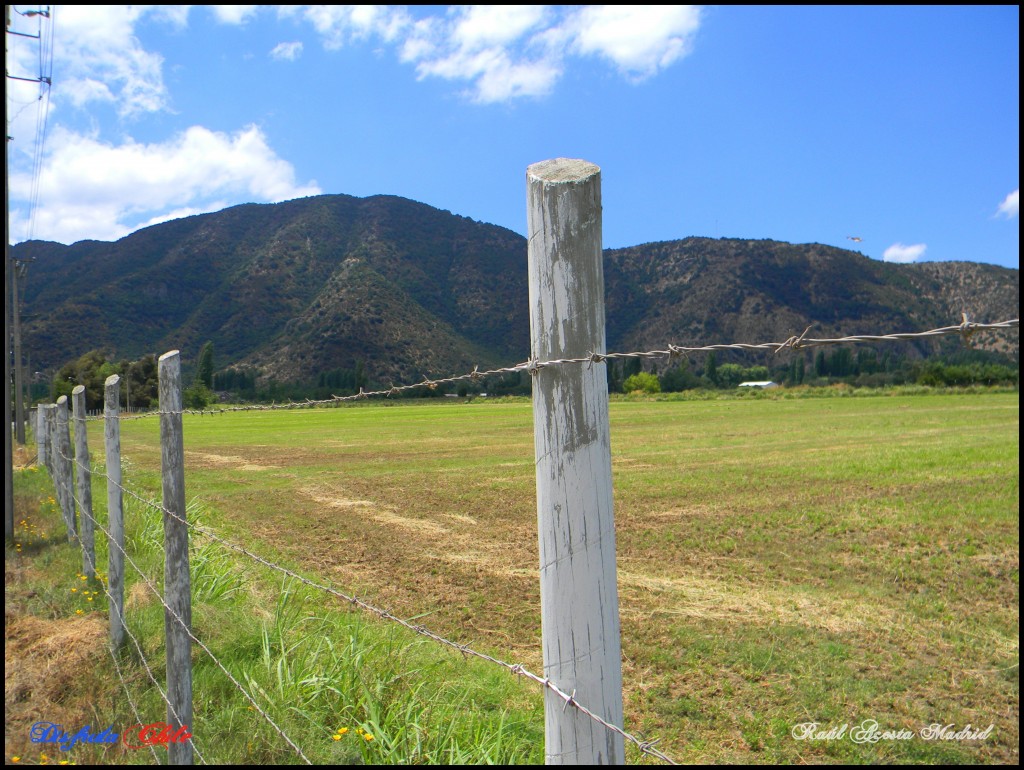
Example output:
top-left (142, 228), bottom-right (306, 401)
top-left (15, 194), bottom-right (1018, 386)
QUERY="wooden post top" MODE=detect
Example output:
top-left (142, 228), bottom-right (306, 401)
top-left (527, 158), bottom-right (600, 184)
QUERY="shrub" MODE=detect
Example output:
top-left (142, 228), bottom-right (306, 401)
top-left (623, 372), bottom-right (661, 394)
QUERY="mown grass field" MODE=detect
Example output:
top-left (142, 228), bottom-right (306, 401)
top-left (7, 390), bottom-right (1019, 764)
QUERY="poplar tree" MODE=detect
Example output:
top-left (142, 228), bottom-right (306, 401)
top-left (196, 342), bottom-right (214, 389)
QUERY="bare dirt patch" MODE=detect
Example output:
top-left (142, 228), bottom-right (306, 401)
top-left (186, 450), bottom-right (273, 471)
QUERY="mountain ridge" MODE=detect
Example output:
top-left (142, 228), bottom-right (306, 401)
top-left (14, 194), bottom-right (1019, 384)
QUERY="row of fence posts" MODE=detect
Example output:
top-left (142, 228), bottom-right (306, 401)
top-left (34, 353), bottom-right (194, 765)
top-left (25, 158), bottom-right (622, 765)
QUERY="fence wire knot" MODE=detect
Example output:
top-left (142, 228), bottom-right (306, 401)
top-left (526, 358), bottom-right (543, 377)
top-left (959, 313), bottom-right (976, 345)
top-left (779, 325), bottom-right (813, 353)
top-left (470, 365), bottom-right (484, 381)
top-left (562, 689), bottom-right (577, 713)
top-left (588, 351), bottom-right (606, 366)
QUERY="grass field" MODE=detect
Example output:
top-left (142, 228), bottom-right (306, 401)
top-left (7, 390), bottom-right (1019, 764)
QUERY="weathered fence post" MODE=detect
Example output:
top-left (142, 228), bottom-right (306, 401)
top-left (53, 397), bottom-right (78, 541)
top-left (36, 406), bottom-right (48, 468)
top-left (159, 351), bottom-right (194, 765)
top-left (526, 158), bottom-right (625, 764)
top-left (42, 403), bottom-right (55, 476)
top-left (71, 387), bottom-right (96, 579)
top-left (104, 375), bottom-right (127, 650)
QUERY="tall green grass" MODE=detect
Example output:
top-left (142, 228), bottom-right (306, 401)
top-left (7, 461), bottom-right (543, 765)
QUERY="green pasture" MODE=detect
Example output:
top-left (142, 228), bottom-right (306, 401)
top-left (9, 390), bottom-right (1019, 763)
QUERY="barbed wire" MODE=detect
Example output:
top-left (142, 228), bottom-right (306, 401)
top-left (76, 459), bottom-right (679, 764)
top-left (62, 482), bottom-right (207, 765)
top-left (58, 451), bottom-right (304, 764)
top-left (81, 317), bottom-right (1019, 421)
top-left (106, 636), bottom-right (164, 765)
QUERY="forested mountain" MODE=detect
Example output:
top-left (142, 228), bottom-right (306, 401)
top-left (14, 193), bottom-right (1018, 387)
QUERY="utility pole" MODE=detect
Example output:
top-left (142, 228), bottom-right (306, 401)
top-left (11, 236), bottom-right (24, 443)
top-left (6, 5), bottom-right (48, 446)
top-left (6, 3), bottom-right (15, 540)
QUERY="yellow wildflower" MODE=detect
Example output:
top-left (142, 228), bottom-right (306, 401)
top-left (364, 734), bottom-right (374, 742)
top-left (331, 735), bottom-right (341, 742)
top-left (76, 610), bottom-right (84, 615)
top-left (337, 728), bottom-right (349, 736)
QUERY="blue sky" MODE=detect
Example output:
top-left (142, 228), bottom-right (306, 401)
top-left (7, 5), bottom-right (1019, 268)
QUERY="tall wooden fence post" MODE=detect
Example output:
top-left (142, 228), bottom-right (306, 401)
top-left (53, 397), bottom-right (78, 542)
top-left (159, 351), bottom-right (193, 765)
top-left (71, 386), bottom-right (96, 579)
top-left (527, 158), bottom-right (625, 765)
top-left (104, 375), bottom-right (127, 650)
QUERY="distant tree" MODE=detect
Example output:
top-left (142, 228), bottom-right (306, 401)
top-left (52, 349), bottom-right (112, 409)
top-left (814, 350), bottom-right (828, 378)
top-left (623, 371), bottom-right (661, 394)
top-left (743, 365), bottom-right (770, 382)
top-left (195, 341), bottom-right (214, 389)
top-left (796, 356), bottom-right (805, 384)
top-left (659, 360), bottom-right (700, 392)
top-left (856, 348), bottom-right (878, 375)
top-left (183, 383), bottom-right (212, 409)
top-left (51, 350), bottom-right (160, 410)
top-left (716, 363), bottom-right (745, 388)
top-left (623, 357), bottom-right (643, 380)
top-left (703, 352), bottom-right (719, 386)
top-left (126, 355), bottom-right (159, 409)
top-left (606, 360), bottom-right (623, 394)
top-left (828, 348), bottom-right (854, 378)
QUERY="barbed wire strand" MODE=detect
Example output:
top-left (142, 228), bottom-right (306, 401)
top-left (77, 461), bottom-right (679, 764)
top-left (106, 636), bottom-right (164, 765)
top-left (58, 457), bottom-right (304, 765)
top-left (81, 317), bottom-right (1019, 422)
top-left (69, 505), bottom-right (161, 764)
top-left (62, 483), bottom-right (207, 765)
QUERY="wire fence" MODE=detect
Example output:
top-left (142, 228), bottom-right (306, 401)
top-left (51, 440), bottom-right (678, 764)
top-left (22, 315), bottom-right (1020, 765)
top-left (81, 317), bottom-right (1019, 421)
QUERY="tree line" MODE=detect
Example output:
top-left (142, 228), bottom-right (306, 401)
top-left (39, 343), bottom-right (1017, 409)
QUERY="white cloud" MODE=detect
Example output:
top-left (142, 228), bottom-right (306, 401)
top-left (302, 5), bottom-right (412, 50)
top-left (995, 188), bottom-right (1019, 219)
top-left (9, 125), bottom-right (321, 244)
top-left (270, 41), bottom-right (304, 61)
top-left (49, 5), bottom-right (174, 117)
top-left (883, 243), bottom-right (927, 264)
top-left (404, 6), bottom-right (560, 103)
top-left (451, 5), bottom-right (551, 50)
top-left (569, 5), bottom-right (702, 78)
top-left (306, 5), bottom-right (703, 104)
top-left (210, 6), bottom-right (261, 25)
